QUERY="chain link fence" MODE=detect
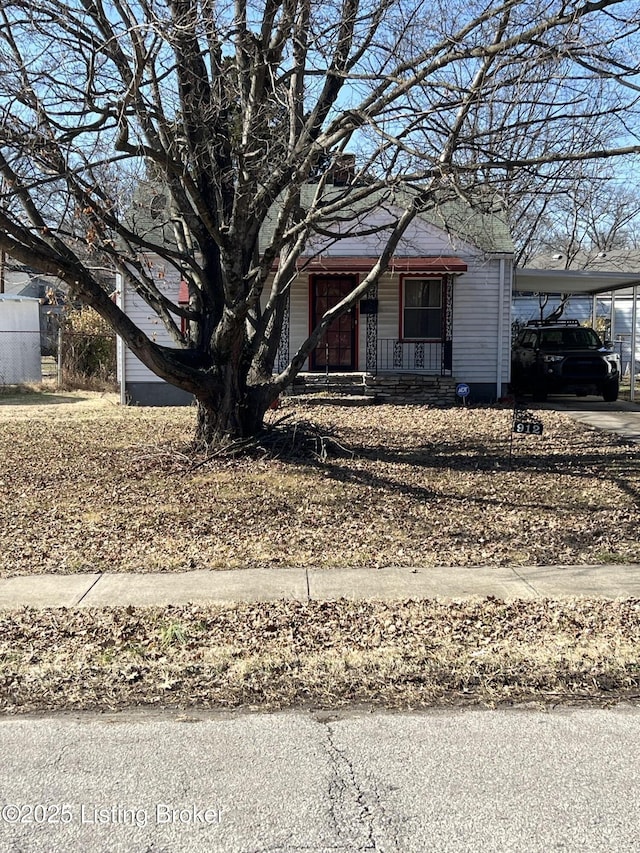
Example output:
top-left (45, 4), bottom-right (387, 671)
top-left (0, 299), bottom-right (117, 390)
top-left (0, 329), bottom-right (117, 389)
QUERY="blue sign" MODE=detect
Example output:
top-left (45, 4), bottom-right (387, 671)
top-left (456, 383), bottom-right (470, 398)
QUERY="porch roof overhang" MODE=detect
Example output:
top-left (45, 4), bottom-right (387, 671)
top-left (177, 257), bottom-right (468, 304)
top-left (301, 256), bottom-right (468, 274)
top-left (515, 268), bottom-right (640, 295)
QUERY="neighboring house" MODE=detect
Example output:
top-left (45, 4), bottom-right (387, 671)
top-left (117, 185), bottom-right (515, 406)
top-left (523, 248), bottom-right (640, 274)
top-left (2, 261), bottom-right (66, 302)
top-left (1, 262), bottom-right (66, 354)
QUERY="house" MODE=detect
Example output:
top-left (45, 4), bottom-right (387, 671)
top-left (117, 186), bottom-right (515, 406)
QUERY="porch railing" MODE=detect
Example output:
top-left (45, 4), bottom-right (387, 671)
top-left (375, 339), bottom-right (450, 375)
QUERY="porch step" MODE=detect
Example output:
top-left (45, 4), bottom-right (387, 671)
top-left (286, 372), bottom-right (458, 406)
top-left (288, 393), bottom-right (376, 407)
top-left (290, 373), bottom-right (367, 397)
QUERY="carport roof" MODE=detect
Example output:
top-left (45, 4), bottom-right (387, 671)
top-left (515, 268), bottom-right (640, 295)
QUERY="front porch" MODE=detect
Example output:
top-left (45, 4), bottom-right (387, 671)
top-left (277, 272), bottom-right (455, 381)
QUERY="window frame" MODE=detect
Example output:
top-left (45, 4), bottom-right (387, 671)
top-left (399, 275), bottom-right (444, 342)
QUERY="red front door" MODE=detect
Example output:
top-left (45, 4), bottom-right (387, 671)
top-left (310, 275), bottom-right (358, 371)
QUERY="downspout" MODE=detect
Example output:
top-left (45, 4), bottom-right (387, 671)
top-left (118, 337), bottom-right (126, 406)
top-left (116, 273), bottom-right (127, 406)
top-left (496, 258), bottom-right (506, 400)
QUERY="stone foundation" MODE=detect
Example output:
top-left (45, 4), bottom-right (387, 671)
top-left (364, 373), bottom-right (457, 405)
top-left (289, 372), bottom-right (458, 406)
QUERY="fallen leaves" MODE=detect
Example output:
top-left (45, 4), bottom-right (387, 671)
top-left (1, 598), bottom-right (639, 712)
top-left (0, 397), bottom-right (639, 575)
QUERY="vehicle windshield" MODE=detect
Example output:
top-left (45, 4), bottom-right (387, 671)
top-left (538, 328), bottom-right (602, 349)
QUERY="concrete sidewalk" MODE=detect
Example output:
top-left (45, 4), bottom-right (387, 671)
top-left (0, 564), bottom-right (639, 608)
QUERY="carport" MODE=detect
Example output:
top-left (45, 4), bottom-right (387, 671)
top-left (515, 269), bottom-right (640, 400)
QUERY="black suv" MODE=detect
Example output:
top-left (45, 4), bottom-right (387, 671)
top-left (511, 320), bottom-right (620, 402)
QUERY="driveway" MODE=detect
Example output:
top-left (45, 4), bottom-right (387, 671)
top-left (531, 395), bottom-right (640, 443)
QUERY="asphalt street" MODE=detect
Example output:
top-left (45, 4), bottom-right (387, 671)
top-left (1, 707), bottom-right (639, 853)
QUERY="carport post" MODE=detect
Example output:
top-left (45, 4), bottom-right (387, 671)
top-left (56, 325), bottom-right (63, 388)
top-left (611, 291), bottom-right (616, 357)
top-left (632, 287), bottom-right (638, 403)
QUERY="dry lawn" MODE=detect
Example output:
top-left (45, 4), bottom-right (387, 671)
top-left (1, 599), bottom-right (639, 713)
top-left (1, 390), bottom-right (640, 576)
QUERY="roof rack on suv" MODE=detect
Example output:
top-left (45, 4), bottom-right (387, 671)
top-left (524, 319), bottom-right (580, 327)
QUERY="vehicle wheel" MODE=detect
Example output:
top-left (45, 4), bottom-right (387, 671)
top-left (602, 378), bottom-right (619, 402)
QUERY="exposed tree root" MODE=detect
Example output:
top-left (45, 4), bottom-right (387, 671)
top-left (188, 415), bottom-right (355, 465)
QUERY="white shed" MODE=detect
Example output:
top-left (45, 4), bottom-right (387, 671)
top-left (0, 295), bottom-right (42, 384)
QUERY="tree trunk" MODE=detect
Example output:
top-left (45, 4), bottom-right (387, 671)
top-left (193, 380), bottom-right (277, 449)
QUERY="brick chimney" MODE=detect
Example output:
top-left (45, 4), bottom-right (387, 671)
top-left (329, 154), bottom-right (356, 186)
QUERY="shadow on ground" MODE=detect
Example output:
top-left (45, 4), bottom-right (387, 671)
top-left (0, 390), bottom-right (89, 406)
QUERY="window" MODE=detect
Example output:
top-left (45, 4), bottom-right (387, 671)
top-left (402, 278), bottom-right (442, 339)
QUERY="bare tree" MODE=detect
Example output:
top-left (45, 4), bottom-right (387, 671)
top-left (503, 161), bottom-right (638, 267)
top-left (0, 0), bottom-right (639, 445)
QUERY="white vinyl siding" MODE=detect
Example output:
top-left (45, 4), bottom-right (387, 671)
top-left (306, 209), bottom-right (473, 258)
top-left (117, 263), bottom-right (183, 384)
top-left (452, 256), bottom-right (512, 384)
top-left (289, 276), bottom-right (311, 370)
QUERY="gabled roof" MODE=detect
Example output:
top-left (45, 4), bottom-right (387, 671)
top-left (1, 263), bottom-right (65, 297)
top-left (263, 184), bottom-right (513, 255)
top-left (129, 180), bottom-right (514, 257)
top-left (416, 193), bottom-right (513, 255)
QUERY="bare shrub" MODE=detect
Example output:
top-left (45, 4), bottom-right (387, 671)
top-left (58, 309), bottom-right (117, 391)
